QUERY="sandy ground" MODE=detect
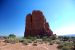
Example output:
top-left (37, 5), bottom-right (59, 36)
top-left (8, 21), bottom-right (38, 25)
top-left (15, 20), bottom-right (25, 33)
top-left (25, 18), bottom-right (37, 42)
top-left (0, 40), bottom-right (58, 50)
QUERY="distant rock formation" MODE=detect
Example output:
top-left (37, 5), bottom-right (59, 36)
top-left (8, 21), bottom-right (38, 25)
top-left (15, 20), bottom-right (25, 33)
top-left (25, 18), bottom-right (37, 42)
top-left (24, 10), bottom-right (53, 37)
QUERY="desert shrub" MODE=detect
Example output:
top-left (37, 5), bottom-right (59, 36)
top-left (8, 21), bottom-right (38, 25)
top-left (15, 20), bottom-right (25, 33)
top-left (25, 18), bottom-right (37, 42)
top-left (56, 40), bottom-right (61, 44)
top-left (49, 42), bottom-right (53, 45)
top-left (32, 37), bottom-right (37, 41)
top-left (36, 39), bottom-right (43, 44)
top-left (25, 36), bottom-right (37, 41)
top-left (21, 39), bottom-right (32, 43)
top-left (73, 40), bottom-right (75, 50)
top-left (49, 41), bottom-right (53, 45)
top-left (57, 44), bottom-right (63, 49)
top-left (49, 34), bottom-right (57, 40)
top-left (36, 39), bottom-right (42, 42)
top-left (36, 35), bottom-right (41, 39)
top-left (39, 41), bottom-right (43, 44)
top-left (44, 41), bottom-right (47, 44)
top-left (19, 38), bottom-right (24, 42)
top-left (4, 38), bottom-right (19, 44)
top-left (32, 40), bottom-right (38, 46)
top-left (42, 36), bottom-right (48, 41)
top-left (21, 39), bottom-right (31, 45)
top-left (42, 36), bottom-right (51, 43)
top-left (62, 46), bottom-right (71, 50)
top-left (22, 41), bottom-right (28, 45)
top-left (58, 36), bottom-right (63, 41)
top-left (33, 40), bottom-right (37, 43)
top-left (56, 41), bottom-right (61, 44)
top-left (4, 34), bottom-right (19, 44)
top-left (3, 36), bottom-right (8, 39)
top-left (62, 36), bottom-right (70, 41)
top-left (51, 40), bottom-right (56, 43)
top-left (63, 42), bottom-right (73, 48)
top-left (57, 42), bottom-right (73, 50)
top-left (27, 39), bottom-right (32, 43)
top-left (8, 34), bottom-right (16, 38)
top-left (32, 43), bottom-right (37, 46)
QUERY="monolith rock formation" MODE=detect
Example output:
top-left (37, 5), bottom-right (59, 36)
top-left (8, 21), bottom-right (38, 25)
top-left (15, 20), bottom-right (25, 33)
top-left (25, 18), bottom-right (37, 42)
top-left (24, 10), bottom-right (53, 37)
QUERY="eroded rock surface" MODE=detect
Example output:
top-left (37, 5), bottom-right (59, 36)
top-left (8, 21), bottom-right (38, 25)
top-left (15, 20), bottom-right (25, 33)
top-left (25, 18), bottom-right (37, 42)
top-left (24, 10), bottom-right (53, 37)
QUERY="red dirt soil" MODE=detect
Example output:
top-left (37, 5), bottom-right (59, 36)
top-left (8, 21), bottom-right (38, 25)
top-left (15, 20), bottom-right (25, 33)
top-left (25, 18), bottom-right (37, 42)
top-left (0, 40), bottom-right (58, 50)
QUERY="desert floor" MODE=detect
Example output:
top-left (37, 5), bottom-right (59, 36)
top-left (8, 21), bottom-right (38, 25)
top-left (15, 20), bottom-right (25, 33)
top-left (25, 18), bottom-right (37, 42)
top-left (0, 40), bottom-right (58, 50)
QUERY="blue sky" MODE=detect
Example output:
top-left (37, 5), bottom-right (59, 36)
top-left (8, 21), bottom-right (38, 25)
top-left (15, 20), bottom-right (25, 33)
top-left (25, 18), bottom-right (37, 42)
top-left (0, 0), bottom-right (75, 36)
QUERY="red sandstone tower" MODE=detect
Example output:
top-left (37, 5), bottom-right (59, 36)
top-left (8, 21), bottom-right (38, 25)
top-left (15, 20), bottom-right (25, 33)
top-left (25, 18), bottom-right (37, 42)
top-left (24, 10), bottom-right (53, 37)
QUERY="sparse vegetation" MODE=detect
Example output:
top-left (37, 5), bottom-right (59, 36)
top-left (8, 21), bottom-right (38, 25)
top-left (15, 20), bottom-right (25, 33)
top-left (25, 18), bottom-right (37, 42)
top-left (57, 36), bottom-right (75, 50)
top-left (49, 41), bottom-right (53, 45)
top-left (22, 40), bottom-right (28, 45)
top-left (20, 38), bottom-right (33, 45)
top-left (57, 44), bottom-right (63, 49)
top-left (50, 34), bottom-right (57, 40)
top-left (1, 34), bottom-right (75, 50)
top-left (32, 43), bottom-right (37, 46)
top-left (4, 34), bottom-right (19, 44)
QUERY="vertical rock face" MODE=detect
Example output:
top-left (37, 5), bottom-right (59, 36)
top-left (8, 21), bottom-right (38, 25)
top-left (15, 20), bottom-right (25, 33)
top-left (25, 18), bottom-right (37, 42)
top-left (24, 10), bottom-right (53, 37)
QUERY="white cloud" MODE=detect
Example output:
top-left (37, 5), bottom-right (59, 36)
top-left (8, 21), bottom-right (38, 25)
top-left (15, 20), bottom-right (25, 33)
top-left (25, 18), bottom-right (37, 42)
top-left (54, 25), bottom-right (75, 35)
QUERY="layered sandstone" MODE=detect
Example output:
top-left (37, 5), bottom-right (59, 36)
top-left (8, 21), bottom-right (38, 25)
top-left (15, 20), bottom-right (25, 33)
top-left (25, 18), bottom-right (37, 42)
top-left (24, 10), bottom-right (53, 37)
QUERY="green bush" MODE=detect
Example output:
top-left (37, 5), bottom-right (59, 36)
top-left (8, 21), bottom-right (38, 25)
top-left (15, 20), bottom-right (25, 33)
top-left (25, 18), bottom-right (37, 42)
top-left (49, 41), bottom-right (53, 45)
top-left (21, 39), bottom-right (30, 45)
top-left (4, 34), bottom-right (19, 44)
top-left (57, 44), bottom-right (63, 49)
top-left (4, 37), bottom-right (19, 44)
top-left (42, 36), bottom-right (51, 43)
top-left (8, 34), bottom-right (16, 38)
top-left (22, 39), bottom-right (32, 43)
top-left (36, 39), bottom-right (43, 44)
top-left (62, 46), bottom-right (71, 50)
top-left (19, 39), bottom-right (24, 42)
top-left (27, 39), bottom-right (32, 43)
top-left (57, 42), bottom-right (73, 50)
top-left (25, 36), bottom-right (37, 41)
top-left (56, 40), bottom-right (61, 44)
top-left (33, 40), bottom-right (37, 43)
top-left (63, 36), bottom-right (70, 41)
top-left (36, 39), bottom-right (42, 42)
top-left (22, 41), bottom-right (28, 45)
top-left (49, 34), bottom-right (57, 40)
